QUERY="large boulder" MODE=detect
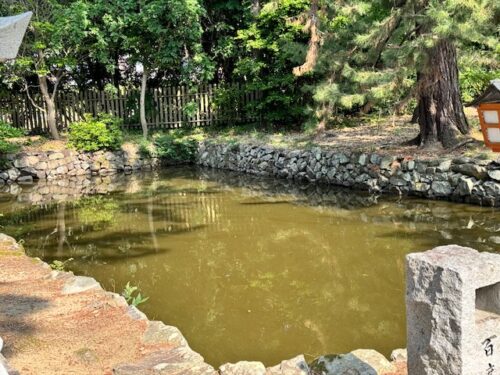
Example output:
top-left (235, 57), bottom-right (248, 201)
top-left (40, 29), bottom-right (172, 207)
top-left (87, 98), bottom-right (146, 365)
top-left (430, 181), bottom-right (452, 196)
top-left (488, 169), bottom-right (500, 182)
top-left (451, 163), bottom-right (487, 180)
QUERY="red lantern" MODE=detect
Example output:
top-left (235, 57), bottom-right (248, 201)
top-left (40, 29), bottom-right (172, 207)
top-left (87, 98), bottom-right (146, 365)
top-left (470, 80), bottom-right (500, 153)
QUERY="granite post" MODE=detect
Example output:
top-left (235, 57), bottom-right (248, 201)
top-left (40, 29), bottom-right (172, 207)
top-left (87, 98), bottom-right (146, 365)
top-left (406, 245), bottom-right (500, 375)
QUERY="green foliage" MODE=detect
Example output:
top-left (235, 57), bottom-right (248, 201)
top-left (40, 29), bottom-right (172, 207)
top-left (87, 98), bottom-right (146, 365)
top-left (2, 0), bottom-right (500, 136)
top-left (50, 258), bottom-right (74, 271)
top-left (138, 138), bottom-right (155, 159)
top-left (304, 0), bottom-right (500, 128)
top-left (151, 132), bottom-right (199, 162)
top-left (460, 65), bottom-right (500, 103)
top-left (212, 85), bottom-right (260, 123)
top-left (88, 0), bottom-right (213, 84)
top-left (123, 91), bottom-right (157, 126)
top-left (68, 114), bottom-right (123, 152)
top-left (0, 139), bottom-right (19, 168)
top-left (122, 282), bottom-right (149, 307)
top-left (75, 196), bottom-right (119, 229)
top-left (0, 139), bottom-right (19, 154)
top-left (0, 122), bottom-right (25, 138)
top-left (0, 0), bottom-right (97, 133)
top-left (230, 0), bottom-right (311, 127)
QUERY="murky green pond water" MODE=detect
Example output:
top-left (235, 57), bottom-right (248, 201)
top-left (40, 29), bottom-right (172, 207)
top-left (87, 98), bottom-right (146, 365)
top-left (0, 167), bottom-right (498, 366)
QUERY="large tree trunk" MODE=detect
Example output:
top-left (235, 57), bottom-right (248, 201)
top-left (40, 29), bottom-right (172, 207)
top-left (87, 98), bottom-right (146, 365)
top-left (140, 66), bottom-right (148, 138)
top-left (415, 39), bottom-right (469, 149)
top-left (39, 75), bottom-right (60, 140)
top-left (251, 0), bottom-right (260, 17)
top-left (293, 0), bottom-right (320, 77)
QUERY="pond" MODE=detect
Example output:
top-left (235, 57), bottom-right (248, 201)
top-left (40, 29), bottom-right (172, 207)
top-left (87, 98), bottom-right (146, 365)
top-left (0, 167), bottom-right (498, 367)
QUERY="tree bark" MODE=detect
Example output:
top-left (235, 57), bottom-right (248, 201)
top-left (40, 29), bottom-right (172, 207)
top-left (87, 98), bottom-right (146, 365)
top-left (415, 39), bottom-right (469, 148)
top-left (251, 0), bottom-right (260, 17)
top-left (140, 65), bottom-right (148, 138)
top-left (39, 75), bottom-right (60, 140)
top-left (293, 0), bottom-right (320, 77)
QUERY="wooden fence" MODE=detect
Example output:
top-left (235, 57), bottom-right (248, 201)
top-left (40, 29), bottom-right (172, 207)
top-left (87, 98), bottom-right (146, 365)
top-left (0, 83), bottom-right (261, 133)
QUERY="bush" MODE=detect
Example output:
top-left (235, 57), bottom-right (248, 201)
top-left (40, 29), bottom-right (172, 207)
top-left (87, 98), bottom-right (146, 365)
top-left (460, 66), bottom-right (500, 103)
top-left (152, 132), bottom-right (198, 162)
top-left (68, 113), bottom-right (123, 152)
top-left (0, 121), bottom-right (25, 139)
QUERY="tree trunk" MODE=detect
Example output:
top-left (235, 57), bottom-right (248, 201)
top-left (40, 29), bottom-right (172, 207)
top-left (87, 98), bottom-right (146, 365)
top-left (251, 0), bottom-right (260, 17)
top-left (315, 103), bottom-right (329, 135)
top-left (39, 75), bottom-right (60, 140)
top-left (140, 66), bottom-right (148, 138)
top-left (293, 0), bottom-right (320, 77)
top-left (415, 39), bottom-right (469, 149)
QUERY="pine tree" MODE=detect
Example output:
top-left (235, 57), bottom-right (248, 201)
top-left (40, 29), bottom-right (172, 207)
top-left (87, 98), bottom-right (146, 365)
top-left (306, 0), bottom-right (499, 148)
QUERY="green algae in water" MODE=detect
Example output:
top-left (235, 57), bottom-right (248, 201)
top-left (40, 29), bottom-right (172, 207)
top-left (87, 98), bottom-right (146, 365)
top-left (0, 166), bottom-right (498, 367)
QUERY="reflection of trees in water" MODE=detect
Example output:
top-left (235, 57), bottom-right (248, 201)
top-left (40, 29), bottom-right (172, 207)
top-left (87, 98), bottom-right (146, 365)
top-left (0, 166), bottom-right (497, 365)
top-left (74, 196), bottom-right (120, 229)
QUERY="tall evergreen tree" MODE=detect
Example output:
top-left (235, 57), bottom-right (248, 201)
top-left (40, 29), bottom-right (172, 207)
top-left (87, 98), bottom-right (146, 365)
top-left (231, 0), bottom-right (311, 126)
top-left (307, 0), bottom-right (499, 148)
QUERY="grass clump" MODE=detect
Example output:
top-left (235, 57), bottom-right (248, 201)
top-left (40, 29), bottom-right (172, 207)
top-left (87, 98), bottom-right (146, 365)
top-left (0, 121), bottom-right (25, 139)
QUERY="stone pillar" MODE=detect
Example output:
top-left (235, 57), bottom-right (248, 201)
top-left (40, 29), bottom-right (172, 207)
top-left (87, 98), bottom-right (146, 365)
top-left (406, 245), bottom-right (500, 375)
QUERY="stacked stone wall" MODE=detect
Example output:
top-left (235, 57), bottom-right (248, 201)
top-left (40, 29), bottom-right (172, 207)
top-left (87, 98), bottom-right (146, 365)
top-left (0, 149), bottom-right (158, 185)
top-left (197, 142), bottom-right (500, 207)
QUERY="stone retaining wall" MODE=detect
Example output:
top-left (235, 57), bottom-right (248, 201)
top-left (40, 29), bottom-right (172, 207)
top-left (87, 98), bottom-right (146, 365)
top-left (197, 142), bottom-right (500, 207)
top-left (0, 148), bottom-right (158, 185)
top-left (3, 142), bottom-right (499, 207)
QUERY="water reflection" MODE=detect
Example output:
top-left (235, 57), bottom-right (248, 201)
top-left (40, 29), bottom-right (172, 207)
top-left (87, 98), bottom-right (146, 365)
top-left (0, 167), bottom-right (498, 366)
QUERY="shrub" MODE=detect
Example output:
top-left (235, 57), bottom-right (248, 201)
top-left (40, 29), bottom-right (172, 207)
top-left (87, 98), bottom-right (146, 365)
top-left (68, 113), bottom-right (123, 152)
top-left (153, 132), bottom-right (198, 162)
top-left (460, 66), bottom-right (500, 103)
top-left (0, 121), bottom-right (25, 139)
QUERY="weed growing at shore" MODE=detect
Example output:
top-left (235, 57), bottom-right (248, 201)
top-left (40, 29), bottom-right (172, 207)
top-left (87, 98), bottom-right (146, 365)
top-left (122, 282), bottom-right (149, 307)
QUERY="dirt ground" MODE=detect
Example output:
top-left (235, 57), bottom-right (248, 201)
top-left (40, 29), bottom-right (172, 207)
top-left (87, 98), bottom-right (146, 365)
top-left (0, 236), bottom-right (176, 375)
top-left (208, 110), bottom-right (496, 161)
top-left (10, 109), bottom-right (497, 163)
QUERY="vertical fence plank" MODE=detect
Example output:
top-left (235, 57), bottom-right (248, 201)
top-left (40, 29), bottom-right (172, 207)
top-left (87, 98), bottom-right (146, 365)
top-left (3, 83), bottom-right (260, 132)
